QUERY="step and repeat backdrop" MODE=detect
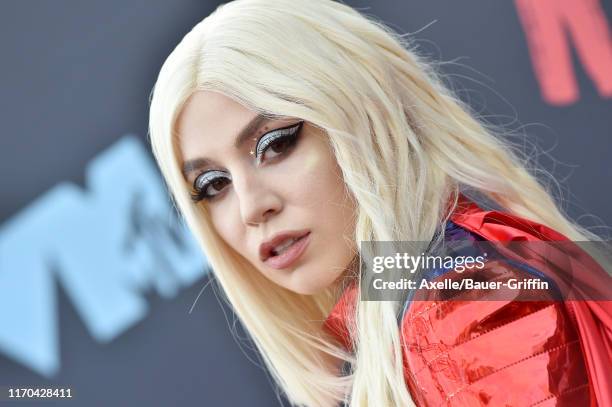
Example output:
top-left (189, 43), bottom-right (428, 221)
top-left (1, 0), bottom-right (610, 405)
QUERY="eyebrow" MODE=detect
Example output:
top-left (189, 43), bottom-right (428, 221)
top-left (181, 114), bottom-right (269, 180)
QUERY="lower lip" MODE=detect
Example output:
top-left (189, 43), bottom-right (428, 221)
top-left (264, 232), bottom-right (311, 270)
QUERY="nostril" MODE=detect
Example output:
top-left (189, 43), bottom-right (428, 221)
top-left (262, 208), bottom-right (276, 219)
top-left (237, 185), bottom-right (283, 226)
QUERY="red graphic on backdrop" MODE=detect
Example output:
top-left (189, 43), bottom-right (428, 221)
top-left (515, 0), bottom-right (612, 106)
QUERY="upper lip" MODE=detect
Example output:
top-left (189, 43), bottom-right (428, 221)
top-left (259, 229), bottom-right (311, 261)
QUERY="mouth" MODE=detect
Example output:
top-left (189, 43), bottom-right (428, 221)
top-left (260, 230), bottom-right (311, 270)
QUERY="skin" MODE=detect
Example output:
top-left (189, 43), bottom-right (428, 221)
top-left (176, 90), bottom-right (358, 295)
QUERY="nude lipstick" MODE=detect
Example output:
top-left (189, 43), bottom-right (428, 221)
top-left (259, 230), bottom-right (311, 270)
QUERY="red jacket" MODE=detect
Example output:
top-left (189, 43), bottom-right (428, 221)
top-left (324, 195), bottom-right (612, 406)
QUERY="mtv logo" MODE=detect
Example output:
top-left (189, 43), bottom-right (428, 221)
top-left (0, 136), bottom-right (208, 376)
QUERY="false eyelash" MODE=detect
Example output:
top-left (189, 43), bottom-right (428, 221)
top-left (255, 121), bottom-right (304, 161)
top-left (190, 190), bottom-right (204, 203)
top-left (191, 170), bottom-right (231, 202)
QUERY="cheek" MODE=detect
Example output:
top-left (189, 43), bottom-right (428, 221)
top-left (285, 143), bottom-right (345, 206)
top-left (208, 202), bottom-right (244, 253)
top-left (282, 139), bottom-right (356, 236)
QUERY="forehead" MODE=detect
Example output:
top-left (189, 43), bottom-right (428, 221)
top-left (176, 90), bottom-right (255, 154)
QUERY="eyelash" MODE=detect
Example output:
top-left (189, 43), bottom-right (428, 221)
top-left (190, 121), bottom-right (304, 203)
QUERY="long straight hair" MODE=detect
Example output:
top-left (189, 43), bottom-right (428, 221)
top-left (148, 1), bottom-right (605, 405)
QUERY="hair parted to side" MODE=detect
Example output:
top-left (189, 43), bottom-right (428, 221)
top-left (148, 0), bottom-right (606, 405)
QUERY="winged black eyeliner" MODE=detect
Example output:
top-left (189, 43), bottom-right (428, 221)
top-left (254, 121), bottom-right (304, 163)
top-left (191, 121), bottom-right (304, 202)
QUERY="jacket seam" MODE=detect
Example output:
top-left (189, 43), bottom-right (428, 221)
top-left (408, 303), bottom-right (558, 377)
top-left (529, 382), bottom-right (590, 406)
top-left (444, 339), bottom-right (580, 402)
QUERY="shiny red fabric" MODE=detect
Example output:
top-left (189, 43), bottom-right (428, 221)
top-left (323, 195), bottom-right (612, 406)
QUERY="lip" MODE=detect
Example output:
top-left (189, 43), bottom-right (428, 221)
top-left (259, 230), bottom-right (311, 269)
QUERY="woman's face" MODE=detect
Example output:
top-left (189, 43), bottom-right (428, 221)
top-left (177, 90), bottom-right (357, 295)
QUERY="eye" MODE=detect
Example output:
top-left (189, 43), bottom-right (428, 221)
top-left (191, 170), bottom-right (232, 203)
top-left (255, 121), bottom-right (303, 164)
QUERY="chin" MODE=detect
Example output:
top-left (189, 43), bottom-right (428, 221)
top-left (287, 269), bottom-right (337, 296)
top-left (290, 285), bottom-right (324, 296)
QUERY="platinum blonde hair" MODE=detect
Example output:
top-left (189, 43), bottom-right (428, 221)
top-left (149, 0), bottom-right (605, 405)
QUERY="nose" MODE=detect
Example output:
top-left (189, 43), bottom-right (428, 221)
top-left (233, 170), bottom-right (283, 226)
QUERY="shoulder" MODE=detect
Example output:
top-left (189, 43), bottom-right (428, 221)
top-left (397, 198), bottom-right (611, 404)
top-left (398, 219), bottom-right (592, 405)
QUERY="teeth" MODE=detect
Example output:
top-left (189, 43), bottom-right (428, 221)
top-left (271, 237), bottom-right (298, 256)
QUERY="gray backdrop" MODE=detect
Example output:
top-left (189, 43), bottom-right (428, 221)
top-left (1, 1), bottom-right (610, 406)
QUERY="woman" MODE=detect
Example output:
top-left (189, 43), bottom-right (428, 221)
top-left (148, 0), bottom-right (611, 405)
